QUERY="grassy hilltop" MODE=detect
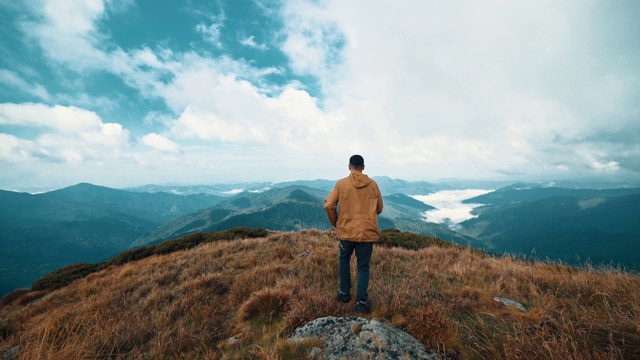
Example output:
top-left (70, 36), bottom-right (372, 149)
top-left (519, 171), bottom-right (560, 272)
top-left (1, 229), bottom-right (639, 359)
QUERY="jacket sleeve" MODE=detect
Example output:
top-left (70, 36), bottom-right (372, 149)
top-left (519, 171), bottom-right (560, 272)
top-left (375, 184), bottom-right (384, 215)
top-left (324, 185), bottom-right (339, 228)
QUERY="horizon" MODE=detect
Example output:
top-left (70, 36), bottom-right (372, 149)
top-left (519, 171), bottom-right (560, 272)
top-left (4, 175), bottom-right (640, 195)
top-left (1, 1), bottom-right (639, 191)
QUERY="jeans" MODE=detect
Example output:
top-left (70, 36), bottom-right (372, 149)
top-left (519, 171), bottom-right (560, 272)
top-left (339, 240), bottom-right (373, 302)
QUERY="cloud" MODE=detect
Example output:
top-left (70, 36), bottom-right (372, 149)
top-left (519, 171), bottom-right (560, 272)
top-left (0, 103), bottom-right (131, 164)
top-left (280, 1), bottom-right (345, 77)
top-left (0, 134), bottom-right (42, 162)
top-left (4, 0), bottom-right (639, 190)
top-left (0, 103), bottom-right (103, 132)
top-left (412, 189), bottom-right (492, 227)
top-left (196, 11), bottom-right (226, 47)
top-left (0, 69), bottom-right (52, 101)
top-left (240, 36), bottom-right (268, 50)
top-left (275, 0), bottom-right (640, 180)
top-left (22, 0), bottom-right (109, 68)
top-left (141, 133), bottom-right (180, 153)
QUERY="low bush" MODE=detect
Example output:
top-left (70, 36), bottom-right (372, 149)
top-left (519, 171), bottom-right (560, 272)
top-left (31, 263), bottom-right (99, 291)
top-left (378, 228), bottom-right (458, 250)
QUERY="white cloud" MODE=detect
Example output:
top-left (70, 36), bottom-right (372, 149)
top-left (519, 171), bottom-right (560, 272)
top-left (141, 133), bottom-right (180, 153)
top-left (274, 0), bottom-right (640, 180)
top-left (23, 0), bottom-right (109, 68)
top-left (196, 11), bottom-right (226, 47)
top-left (240, 36), bottom-right (268, 50)
top-left (0, 103), bottom-right (102, 132)
top-left (4, 0), bottom-right (639, 189)
top-left (280, 1), bottom-right (344, 77)
top-left (0, 103), bottom-right (131, 165)
top-left (0, 134), bottom-right (40, 162)
top-left (412, 189), bottom-right (492, 227)
top-left (0, 69), bottom-right (51, 101)
top-left (171, 106), bottom-right (268, 143)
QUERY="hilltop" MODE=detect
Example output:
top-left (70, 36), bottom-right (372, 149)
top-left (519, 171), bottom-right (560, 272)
top-left (1, 229), bottom-right (639, 359)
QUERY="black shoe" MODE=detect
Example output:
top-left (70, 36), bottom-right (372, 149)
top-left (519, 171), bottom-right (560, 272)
top-left (336, 291), bottom-right (351, 303)
top-left (355, 300), bottom-right (371, 314)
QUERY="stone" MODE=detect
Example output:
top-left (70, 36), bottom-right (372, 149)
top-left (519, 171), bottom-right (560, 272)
top-left (493, 297), bottom-right (528, 312)
top-left (288, 316), bottom-right (437, 359)
top-left (1, 346), bottom-right (19, 360)
top-left (299, 249), bottom-right (311, 258)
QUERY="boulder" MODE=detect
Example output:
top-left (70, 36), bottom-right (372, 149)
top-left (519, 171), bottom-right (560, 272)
top-left (288, 316), bottom-right (437, 359)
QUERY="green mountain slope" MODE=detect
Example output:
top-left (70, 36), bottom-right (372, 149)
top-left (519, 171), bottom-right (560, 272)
top-left (42, 183), bottom-right (225, 224)
top-left (132, 186), bottom-right (469, 248)
top-left (459, 193), bottom-right (640, 268)
top-left (0, 217), bottom-right (150, 296)
top-left (464, 184), bottom-right (640, 206)
top-left (0, 184), bottom-right (223, 297)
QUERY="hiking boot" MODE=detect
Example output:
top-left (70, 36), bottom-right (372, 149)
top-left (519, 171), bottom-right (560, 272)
top-left (355, 300), bottom-right (371, 314)
top-left (336, 290), bottom-right (351, 303)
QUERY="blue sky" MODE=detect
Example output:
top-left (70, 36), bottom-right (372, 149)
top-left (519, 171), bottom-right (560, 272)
top-left (1, 0), bottom-right (639, 191)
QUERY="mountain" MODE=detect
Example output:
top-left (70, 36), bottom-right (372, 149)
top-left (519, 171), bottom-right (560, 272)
top-left (42, 183), bottom-right (225, 224)
top-left (4, 179), bottom-right (640, 299)
top-left (371, 176), bottom-right (436, 195)
top-left (0, 184), bottom-right (225, 296)
top-left (125, 182), bottom-right (275, 196)
top-left (459, 192), bottom-right (640, 269)
top-left (131, 186), bottom-right (470, 249)
top-left (2, 230), bottom-right (638, 359)
top-left (383, 193), bottom-right (435, 222)
top-left (464, 184), bottom-right (640, 206)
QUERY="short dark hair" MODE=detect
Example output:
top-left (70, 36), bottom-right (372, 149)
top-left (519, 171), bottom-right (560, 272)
top-left (349, 154), bottom-right (365, 169)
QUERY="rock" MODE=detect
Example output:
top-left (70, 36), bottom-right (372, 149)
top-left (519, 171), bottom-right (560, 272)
top-left (299, 249), bottom-right (311, 258)
top-left (493, 297), bottom-right (528, 312)
top-left (288, 316), bottom-right (437, 359)
top-left (1, 346), bottom-right (19, 360)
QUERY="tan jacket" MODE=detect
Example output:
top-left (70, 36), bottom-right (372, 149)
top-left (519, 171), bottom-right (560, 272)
top-left (324, 173), bottom-right (384, 242)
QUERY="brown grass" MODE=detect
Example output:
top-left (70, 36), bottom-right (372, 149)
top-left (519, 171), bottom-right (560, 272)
top-left (1, 229), bottom-right (639, 359)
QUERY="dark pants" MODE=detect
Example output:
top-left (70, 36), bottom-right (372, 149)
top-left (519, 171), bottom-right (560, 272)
top-left (339, 240), bottom-right (373, 302)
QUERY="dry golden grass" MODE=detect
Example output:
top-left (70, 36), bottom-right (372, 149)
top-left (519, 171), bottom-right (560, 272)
top-left (1, 229), bottom-right (639, 359)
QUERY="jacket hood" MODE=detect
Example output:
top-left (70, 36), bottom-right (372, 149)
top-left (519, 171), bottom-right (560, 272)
top-left (348, 173), bottom-right (371, 189)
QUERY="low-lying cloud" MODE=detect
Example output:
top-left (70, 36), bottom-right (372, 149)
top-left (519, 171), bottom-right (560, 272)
top-left (412, 189), bottom-right (492, 228)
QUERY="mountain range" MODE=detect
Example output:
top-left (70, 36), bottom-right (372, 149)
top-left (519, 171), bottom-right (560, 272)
top-left (1, 178), bottom-right (639, 297)
top-left (460, 187), bottom-right (640, 268)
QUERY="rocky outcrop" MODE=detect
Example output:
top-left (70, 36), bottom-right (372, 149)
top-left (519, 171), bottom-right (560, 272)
top-left (288, 316), bottom-right (437, 359)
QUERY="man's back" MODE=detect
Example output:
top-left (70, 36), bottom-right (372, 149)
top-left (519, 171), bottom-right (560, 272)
top-left (324, 172), bottom-right (383, 242)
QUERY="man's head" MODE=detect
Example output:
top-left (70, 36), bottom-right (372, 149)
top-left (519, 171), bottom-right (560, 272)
top-left (349, 155), bottom-right (365, 171)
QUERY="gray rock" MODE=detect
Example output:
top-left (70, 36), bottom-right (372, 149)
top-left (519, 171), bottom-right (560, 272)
top-left (493, 297), bottom-right (528, 312)
top-left (288, 316), bottom-right (437, 359)
top-left (1, 346), bottom-right (19, 360)
top-left (299, 249), bottom-right (311, 258)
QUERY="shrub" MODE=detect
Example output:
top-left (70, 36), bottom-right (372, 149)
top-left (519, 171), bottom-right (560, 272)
top-left (378, 228), bottom-right (456, 250)
top-left (155, 232), bottom-right (206, 255)
top-left (0, 288), bottom-right (31, 308)
top-left (207, 227), bottom-right (269, 241)
top-left (103, 246), bottom-right (155, 267)
top-left (31, 263), bottom-right (99, 291)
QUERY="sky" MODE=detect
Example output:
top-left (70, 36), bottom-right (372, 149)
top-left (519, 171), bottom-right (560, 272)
top-left (1, 0), bottom-right (639, 191)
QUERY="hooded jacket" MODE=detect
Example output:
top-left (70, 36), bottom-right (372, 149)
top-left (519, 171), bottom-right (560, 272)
top-left (324, 172), bottom-right (384, 242)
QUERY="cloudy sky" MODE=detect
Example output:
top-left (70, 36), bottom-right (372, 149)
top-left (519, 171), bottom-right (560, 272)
top-left (1, 0), bottom-right (639, 191)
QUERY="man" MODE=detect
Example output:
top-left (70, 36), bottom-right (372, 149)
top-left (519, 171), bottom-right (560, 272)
top-left (324, 154), bottom-right (384, 314)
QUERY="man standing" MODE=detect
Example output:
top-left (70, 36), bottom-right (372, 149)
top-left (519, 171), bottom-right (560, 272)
top-left (324, 155), bottom-right (384, 314)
